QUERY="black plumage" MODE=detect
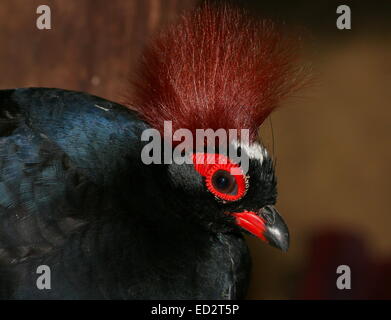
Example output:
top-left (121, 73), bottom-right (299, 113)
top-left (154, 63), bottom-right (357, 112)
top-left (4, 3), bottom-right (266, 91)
top-left (0, 88), bottom-right (272, 299)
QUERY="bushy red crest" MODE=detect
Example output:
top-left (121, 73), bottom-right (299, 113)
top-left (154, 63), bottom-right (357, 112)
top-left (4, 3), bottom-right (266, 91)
top-left (127, 3), bottom-right (308, 142)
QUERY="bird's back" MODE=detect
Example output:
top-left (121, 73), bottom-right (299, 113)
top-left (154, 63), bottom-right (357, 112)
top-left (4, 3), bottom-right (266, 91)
top-left (0, 88), bottom-right (145, 298)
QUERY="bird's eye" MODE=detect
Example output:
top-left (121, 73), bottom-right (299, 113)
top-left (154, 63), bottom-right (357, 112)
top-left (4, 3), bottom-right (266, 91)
top-left (192, 153), bottom-right (248, 202)
top-left (211, 170), bottom-right (237, 195)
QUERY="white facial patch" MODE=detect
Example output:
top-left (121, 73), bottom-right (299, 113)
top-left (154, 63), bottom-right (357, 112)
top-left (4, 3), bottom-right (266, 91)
top-left (231, 140), bottom-right (268, 164)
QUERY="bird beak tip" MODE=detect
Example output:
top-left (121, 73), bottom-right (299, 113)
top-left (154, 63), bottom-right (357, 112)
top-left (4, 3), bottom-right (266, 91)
top-left (232, 205), bottom-right (290, 252)
top-left (266, 229), bottom-right (290, 252)
top-left (261, 205), bottom-right (290, 252)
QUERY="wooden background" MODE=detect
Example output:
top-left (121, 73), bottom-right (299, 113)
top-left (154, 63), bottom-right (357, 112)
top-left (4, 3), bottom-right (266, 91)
top-left (0, 0), bottom-right (390, 299)
top-left (0, 0), bottom-right (196, 99)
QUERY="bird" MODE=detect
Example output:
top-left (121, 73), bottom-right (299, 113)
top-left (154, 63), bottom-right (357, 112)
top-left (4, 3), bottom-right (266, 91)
top-left (0, 3), bottom-right (307, 299)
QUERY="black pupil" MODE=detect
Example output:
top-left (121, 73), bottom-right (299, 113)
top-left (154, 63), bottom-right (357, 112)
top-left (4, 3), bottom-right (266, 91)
top-left (212, 170), bottom-right (237, 194)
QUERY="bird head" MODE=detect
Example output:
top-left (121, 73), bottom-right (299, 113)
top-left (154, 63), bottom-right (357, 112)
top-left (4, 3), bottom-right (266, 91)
top-left (165, 140), bottom-right (289, 251)
top-left (126, 3), bottom-right (309, 252)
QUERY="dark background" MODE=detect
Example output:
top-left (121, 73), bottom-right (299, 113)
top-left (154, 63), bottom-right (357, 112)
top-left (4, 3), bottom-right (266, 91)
top-left (0, 0), bottom-right (390, 299)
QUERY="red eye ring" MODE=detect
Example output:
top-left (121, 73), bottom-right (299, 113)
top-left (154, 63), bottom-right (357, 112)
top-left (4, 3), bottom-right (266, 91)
top-left (192, 153), bottom-right (248, 202)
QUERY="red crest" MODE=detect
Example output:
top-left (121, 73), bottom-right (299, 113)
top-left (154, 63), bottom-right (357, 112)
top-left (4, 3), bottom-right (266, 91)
top-left (127, 3), bottom-right (309, 143)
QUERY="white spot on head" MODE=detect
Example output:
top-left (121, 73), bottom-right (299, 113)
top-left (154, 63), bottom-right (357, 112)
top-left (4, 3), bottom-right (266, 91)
top-left (231, 140), bottom-right (268, 164)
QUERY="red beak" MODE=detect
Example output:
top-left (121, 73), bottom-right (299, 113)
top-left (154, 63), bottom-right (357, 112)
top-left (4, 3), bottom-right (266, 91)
top-left (231, 205), bottom-right (289, 251)
top-left (232, 211), bottom-right (267, 242)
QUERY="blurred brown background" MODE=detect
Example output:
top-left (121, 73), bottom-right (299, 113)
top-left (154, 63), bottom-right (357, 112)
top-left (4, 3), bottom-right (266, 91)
top-left (0, 0), bottom-right (390, 299)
